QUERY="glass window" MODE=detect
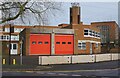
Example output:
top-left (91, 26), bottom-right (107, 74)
top-left (56, 42), bottom-right (60, 44)
top-left (92, 30), bottom-right (94, 36)
top-left (44, 42), bottom-right (49, 44)
top-left (95, 32), bottom-right (97, 37)
top-left (38, 41), bottom-right (42, 44)
top-left (7, 36), bottom-right (9, 40)
top-left (1, 36), bottom-right (3, 39)
top-left (13, 44), bottom-right (17, 49)
top-left (32, 41), bottom-right (36, 44)
top-left (62, 42), bottom-right (66, 44)
top-left (84, 29), bottom-right (89, 35)
top-left (68, 42), bottom-right (71, 44)
top-left (78, 42), bottom-right (86, 50)
top-left (98, 33), bottom-right (100, 37)
top-left (89, 30), bottom-right (92, 36)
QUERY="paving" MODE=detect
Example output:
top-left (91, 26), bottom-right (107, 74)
top-left (2, 60), bottom-right (119, 71)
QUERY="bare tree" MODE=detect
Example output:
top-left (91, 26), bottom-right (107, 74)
top-left (0, 0), bottom-right (62, 25)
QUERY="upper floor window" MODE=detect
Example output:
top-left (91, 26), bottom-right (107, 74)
top-left (5, 28), bottom-right (10, 32)
top-left (84, 28), bottom-right (100, 38)
top-left (14, 28), bottom-right (23, 32)
top-left (84, 29), bottom-right (89, 35)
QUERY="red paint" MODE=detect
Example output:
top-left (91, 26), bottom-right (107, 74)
top-left (30, 34), bottom-right (51, 55)
top-left (55, 35), bottom-right (74, 55)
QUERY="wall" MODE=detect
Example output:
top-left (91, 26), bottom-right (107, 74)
top-left (2, 53), bottom-right (119, 65)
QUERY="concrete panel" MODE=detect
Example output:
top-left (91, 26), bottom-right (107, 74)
top-left (112, 54), bottom-right (119, 60)
top-left (30, 28), bottom-right (53, 34)
top-left (95, 54), bottom-right (111, 62)
top-left (119, 53), bottom-right (120, 60)
top-left (54, 29), bottom-right (74, 34)
top-left (39, 56), bottom-right (71, 65)
top-left (72, 55), bottom-right (95, 64)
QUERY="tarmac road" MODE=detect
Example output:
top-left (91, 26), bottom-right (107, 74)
top-left (2, 60), bottom-right (120, 77)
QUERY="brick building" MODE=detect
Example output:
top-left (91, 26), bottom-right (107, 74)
top-left (18, 3), bottom-right (101, 55)
top-left (91, 21), bottom-right (120, 53)
top-left (1, 3), bottom-right (119, 57)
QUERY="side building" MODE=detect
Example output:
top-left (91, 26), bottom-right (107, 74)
top-left (91, 21), bottom-right (120, 53)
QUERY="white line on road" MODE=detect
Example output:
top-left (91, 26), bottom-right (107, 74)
top-left (36, 72), bottom-right (45, 74)
top-left (58, 73), bottom-right (68, 76)
top-left (71, 74), bottom-right (82, 76)
top-left (47, 72), bottom-right (56, 75)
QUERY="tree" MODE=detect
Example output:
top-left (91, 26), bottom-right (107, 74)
top-left (0, 0), bottom-right (62, 25)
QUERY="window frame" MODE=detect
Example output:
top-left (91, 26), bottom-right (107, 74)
top-left (78, 42), bottom-right (86, 50)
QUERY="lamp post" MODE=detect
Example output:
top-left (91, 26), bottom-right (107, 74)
top-left (9, 24), bottom-right (11, 65)
top-left (20, 39), bottom-right (23, 65)
top-left (8, 24), bottom-right (14, 65)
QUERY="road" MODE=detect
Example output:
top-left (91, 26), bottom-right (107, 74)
top-left (2, 68), bottom-right (120, 76)
top-left (2, 60), bottom-right (120, 77)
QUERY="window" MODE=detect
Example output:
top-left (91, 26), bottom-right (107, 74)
top-left (98, 33), bottom-right (100, 37)
top-left (95, 32), bottom-right (97, 37)
top-left (56, 42), bottom-right (60, 44)
top-left (92, 30), bottom-right (95, 36)
top-left (38, 41), bottom-right (42, 44)
top-left (68, 42), bottom-right (71, 44)
top-left (44, 42), bottom-right (49, 44)
top-left (7, 36), bottom-right (9, 40)
top-left (89, 30), bottom-right (92, 36)
top-left (62, 42), bottom-right (66, 44)
top-left (32, 41), bottom-right (36, 44)
top-left (13, 44), bottom-right (17, 49)
top-left (84, 29), bottom-right (89, 35)
top-left (78, 42), bottom-right (86, 50)
top-left (5, 28), bottom-right (10, 32)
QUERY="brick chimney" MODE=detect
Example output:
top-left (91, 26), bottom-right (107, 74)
top-left (70, 3), bottom-right (81, 25)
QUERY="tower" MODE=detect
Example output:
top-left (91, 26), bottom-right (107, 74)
top-left (70, 3), bottom-right (81, 25)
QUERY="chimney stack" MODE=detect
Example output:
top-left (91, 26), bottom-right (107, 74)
top-left (70, 3), bottom-right (81, 25)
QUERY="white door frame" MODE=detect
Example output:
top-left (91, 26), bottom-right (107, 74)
top-left (90, 43), bottom-right (92, 54)
top-left (10, 43), bottom-right (18, 55)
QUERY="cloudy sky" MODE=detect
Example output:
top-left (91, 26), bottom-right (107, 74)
top-left (48, 2), bottom-right (118, 26)
top-left (2, 0), bottom-right (119, 26)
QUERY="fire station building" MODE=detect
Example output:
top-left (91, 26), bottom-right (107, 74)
top-left (19, 4), bottom-right (101, 56)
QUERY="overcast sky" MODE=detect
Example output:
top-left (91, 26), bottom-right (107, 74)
top-left (2, 1), bottom-right (119, 26)
top-left (48, 2), bottom-right (118, 26)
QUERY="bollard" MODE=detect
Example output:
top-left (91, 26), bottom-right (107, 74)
top-left (13, 59), bottom-right (16, 65)
top-left (2, 59), bottom-right (6, 65)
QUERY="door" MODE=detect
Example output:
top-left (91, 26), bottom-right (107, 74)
top-left (55, 35), bottom-right (74, 55)
top-left (30, 34), bottom-right (51, 55)
top-left (10, 43), bottom-right (18, 55)
top-left (90, 43), bottom-right (92, 54)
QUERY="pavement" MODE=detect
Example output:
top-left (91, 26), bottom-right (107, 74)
top-left (2, 60), bottom-right (120, 77)
top-left (2, 60), bottom-right (119, 71)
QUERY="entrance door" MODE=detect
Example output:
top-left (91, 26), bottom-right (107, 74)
top-left (90, 43), bottom-right (92, 54)
top-left (10, 43), bottom-right (18, 55)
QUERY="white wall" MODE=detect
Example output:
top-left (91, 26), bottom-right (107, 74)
top-left (39, 53), bottom-right (119, 65)
top-left (72, 55), bottom-right (95, 63)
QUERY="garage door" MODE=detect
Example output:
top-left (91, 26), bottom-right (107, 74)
top-left (55, 35), bottom-right (74, 55)
top-left (30, 34), bottom-right (51, 55)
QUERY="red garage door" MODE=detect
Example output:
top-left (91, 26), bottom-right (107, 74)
top-left (30, 34), bottom-right (51, 55)
top-left (55, 35), bottom-right (74, 55)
